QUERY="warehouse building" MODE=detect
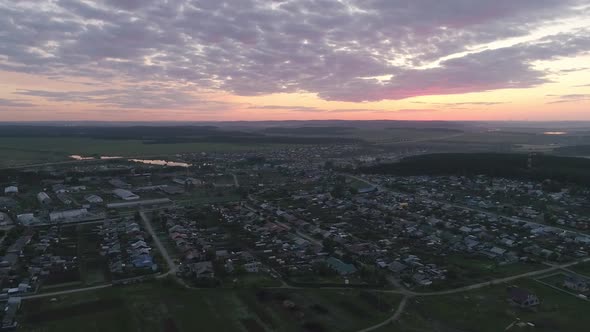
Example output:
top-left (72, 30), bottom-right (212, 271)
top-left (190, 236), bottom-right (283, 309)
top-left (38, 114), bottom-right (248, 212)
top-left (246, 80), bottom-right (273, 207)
top-left (113, 189), bottom-right (140, 201)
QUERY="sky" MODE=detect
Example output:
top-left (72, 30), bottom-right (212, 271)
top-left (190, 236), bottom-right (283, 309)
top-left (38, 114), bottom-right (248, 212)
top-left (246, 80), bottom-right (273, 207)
top-left (0, 0), bottom-right (589, 122)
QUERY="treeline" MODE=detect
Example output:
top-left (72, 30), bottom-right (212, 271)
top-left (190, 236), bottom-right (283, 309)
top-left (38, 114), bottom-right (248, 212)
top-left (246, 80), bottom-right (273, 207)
top-left (262, 126), bottom-right (357, 135)
top-left (385, 127), bottom-right (463, 133)
top-left (0, 125), bottom-right (364, 145)
top-left (0, 125), bottom-right (254, 140)
top-left (146, 135), bottom-right (363, 145)
top-left (360, 153), bottom-right (590, 185)
top-left (554, 145), bottom-right (590, 156)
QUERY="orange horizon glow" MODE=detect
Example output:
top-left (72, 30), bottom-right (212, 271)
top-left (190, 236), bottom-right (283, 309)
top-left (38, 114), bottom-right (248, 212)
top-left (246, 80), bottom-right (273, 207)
top-left (0, 1), bottom-right (589, 122)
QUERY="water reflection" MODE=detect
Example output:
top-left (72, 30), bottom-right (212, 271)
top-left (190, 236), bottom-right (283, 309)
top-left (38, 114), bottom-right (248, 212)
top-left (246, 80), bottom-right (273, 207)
top-left (70, 155), bottom-right (190, 167)
top-left (129, 159), bottom-right (191, 167)
top-left (69, 155), bottom-right (94, 160)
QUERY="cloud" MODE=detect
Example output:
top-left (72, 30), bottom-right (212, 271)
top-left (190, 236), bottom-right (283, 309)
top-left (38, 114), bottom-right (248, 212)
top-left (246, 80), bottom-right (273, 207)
top-left (0, 98), bottom-right (37, 107)
top-left (0, 0), bottom-right (588, 109)
top-left (546, 94), bottom-right (590, 104)
top-left (247, 105), bottom-right (321, 112)
top-left (554, 67), bottom-right (590, 74)
top-left (15, 85), bottom-right (234, 111)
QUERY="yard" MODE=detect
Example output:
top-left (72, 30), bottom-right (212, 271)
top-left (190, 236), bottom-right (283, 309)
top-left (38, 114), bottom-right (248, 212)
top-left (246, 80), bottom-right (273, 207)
top-left (421, 254), bottom-right (545, 290)
top-left (390, 278), bottom-right (590, 332)
top-left (19, 282), bottom-right (402, 332)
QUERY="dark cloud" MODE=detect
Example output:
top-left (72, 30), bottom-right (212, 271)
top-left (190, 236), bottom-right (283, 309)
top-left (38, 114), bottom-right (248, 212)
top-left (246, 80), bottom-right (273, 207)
top-left (0, 98), bottom-right (37, 107)
top-left (0, 0), bottom-right (588, 108)
top-left (15, 85), bottom-right (232, 110)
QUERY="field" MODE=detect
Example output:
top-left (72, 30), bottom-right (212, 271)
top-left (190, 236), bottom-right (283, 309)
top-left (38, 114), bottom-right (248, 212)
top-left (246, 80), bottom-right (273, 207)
top-left (20, 282), bottom-right (403, 332)
top-left (389, 279), bottom-right (590, 332)
top-left (569, 262), bottom-right (590, 277)
top-left (425, 255), bottom-right (545, 290)
top-left (0, 137), bottom-right (283, 167)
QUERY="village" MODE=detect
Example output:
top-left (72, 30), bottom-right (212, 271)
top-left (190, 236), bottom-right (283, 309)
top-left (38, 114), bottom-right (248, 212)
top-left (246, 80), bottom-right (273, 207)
top-left (0, 146), bottom-right (589, 330)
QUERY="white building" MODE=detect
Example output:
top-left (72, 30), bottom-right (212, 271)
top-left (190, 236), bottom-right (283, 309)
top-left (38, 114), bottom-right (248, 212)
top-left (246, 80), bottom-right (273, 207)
top-left (37, 192), bottom-right (52, 205)
top-left (85, 194), bottom-right (104, 204)
top-left (4, 186), bottom-right (18, 195)
top-left (17, 213), bottom-right (40, 226)
top-left (113, 189), bottom-right (139, 201)
top-left (49, 209), bottom-right (88, 222)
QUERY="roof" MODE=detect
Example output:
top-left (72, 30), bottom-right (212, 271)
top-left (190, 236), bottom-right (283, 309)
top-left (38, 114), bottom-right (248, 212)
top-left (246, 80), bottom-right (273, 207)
top-left (85, 194), bottom-right (104, 203)
top-left (4, 186), bottom-right (18, 193)
top-left (326, 257), bottom-right (357, 275)
top-left (106, 198), bottom-right (171, 209)
top-left (113, 189), bottom-right (139, 200)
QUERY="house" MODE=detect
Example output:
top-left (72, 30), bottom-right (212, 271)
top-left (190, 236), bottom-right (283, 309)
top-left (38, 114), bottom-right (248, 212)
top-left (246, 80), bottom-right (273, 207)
top-left (388, 261), bottom-right (408, 274)
top-left (109, 179), bottom-right (131, 189)
top-left (160, 185), bottom-right (185, 195)
top-left (4, 186), bottom-right (18, 195)
top-left (113, 189), bottom-right (139, 201)
top-left (17, 213), bottom-right (39, 226)
top-left (37, 192), bottom-right (52, 205)
top-left (412, 273), bottom-right (432, 286)
top-left (326, 257), bottom-right (357, 275)
top-left (244, 261), bottom-right (262, 273)
top-left (0, 213), bottom-right (13, 227)
top-left (85, 194), bottom-right (104, 204)
top-left (508, 287), bottom-right (540, 308)
top-left (132, 255), bottom-right (155, 269)
top-left (56, 193), bottom-right (73, 205)
top-left (49, 209), bottom-right (88, 222)
top-left (564, 275), bottom-right (588, 292)
top-left (192, 261), bottom-right (215, 279)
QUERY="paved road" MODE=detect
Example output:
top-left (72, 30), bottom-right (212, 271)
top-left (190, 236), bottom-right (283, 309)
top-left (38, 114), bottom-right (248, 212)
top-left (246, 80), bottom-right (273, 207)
top-left (232, 173), bottom-right (240, 187)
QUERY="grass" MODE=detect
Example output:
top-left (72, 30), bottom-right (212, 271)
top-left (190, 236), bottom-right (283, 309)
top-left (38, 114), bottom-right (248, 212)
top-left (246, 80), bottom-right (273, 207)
top-left (422, 255), bottom-right (544, 290)
top-left (77, 224), bottom-right (109, 285)
top-left (393, 278), bottom-right (590, 332)
top-left (570, 261), bottom-right (590, 277)
top-left (20, 282), bottom-right (402, 332)
top-left (223, 274), bottom-right (283, 288)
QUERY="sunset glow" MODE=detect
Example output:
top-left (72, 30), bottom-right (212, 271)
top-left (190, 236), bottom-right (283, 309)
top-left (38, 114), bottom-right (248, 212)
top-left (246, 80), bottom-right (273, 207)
top-left (1, 0), bottom-right (589, 121)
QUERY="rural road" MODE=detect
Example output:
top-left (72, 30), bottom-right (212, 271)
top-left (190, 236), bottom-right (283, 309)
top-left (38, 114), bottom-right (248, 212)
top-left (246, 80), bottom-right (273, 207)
top-left (412, 258), bottom-right (590, 296)
top-left (139, 210), bottom-right (177, 275)
top-left (22, 284), bottom-right (113, 300)
top-left (357, 296), bottom-right (409, 332)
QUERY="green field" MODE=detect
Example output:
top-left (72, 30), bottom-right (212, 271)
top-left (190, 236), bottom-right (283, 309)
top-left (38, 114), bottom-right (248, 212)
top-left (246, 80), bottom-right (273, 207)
top-left (0, 137), bottom-right (283, 167)
top-left (20, 282), bottom-right (402, 332)
top-left (428, 255), bottom-right (545, 290)
top-left (388, 279), bottom-right (590, 332)
top-left (569, 262), bottom-right (590, 277)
